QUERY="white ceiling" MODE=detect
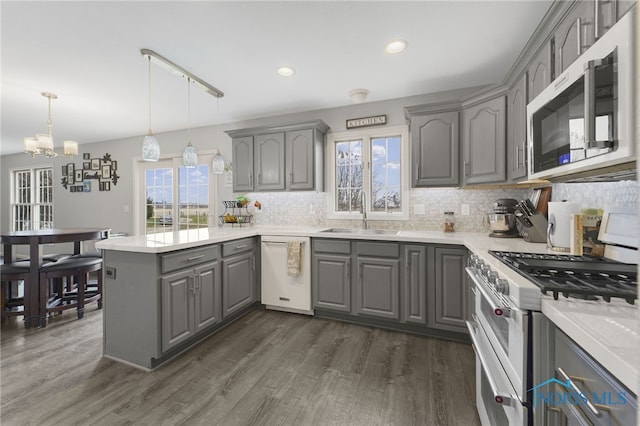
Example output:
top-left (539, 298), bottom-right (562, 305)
top-left (1, 0), bottom-right (552, 156)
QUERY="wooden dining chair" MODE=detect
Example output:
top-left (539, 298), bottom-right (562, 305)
top-left (0, 262), bottom-right (31, 319)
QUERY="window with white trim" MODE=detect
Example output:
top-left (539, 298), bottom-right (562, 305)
top-left (11, 167), bottom-right (54, 231)
top-left (137, 153), bottom-right (215, 235)
top-left (327, 125), bottom-right (409, 220)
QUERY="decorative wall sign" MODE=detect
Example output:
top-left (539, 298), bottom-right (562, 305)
top-left (346, 114), bottom-right (387, 129)
top-left (61, 152), bottom-right (120, 192)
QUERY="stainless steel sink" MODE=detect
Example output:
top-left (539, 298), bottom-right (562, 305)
top-left (319, 228), bottom-right (400, 236)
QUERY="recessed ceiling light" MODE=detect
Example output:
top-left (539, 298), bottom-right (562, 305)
top-left (385, 39), bottom-right (408, 55)
top-left (277, 66), bottom-right (295, 77)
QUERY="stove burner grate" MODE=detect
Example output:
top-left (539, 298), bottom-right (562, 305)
top-left (489, 251), bottom-right (637, 304)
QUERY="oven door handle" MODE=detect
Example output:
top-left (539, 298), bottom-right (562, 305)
top-left (466, 267), bottom-right (511, 318)
top-left (466, 319), bottom-right (515, 406)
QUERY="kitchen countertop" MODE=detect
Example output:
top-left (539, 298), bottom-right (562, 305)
top-left (96, 226), bottom-right (639, 393)
top-left (542, 297), bottom-right (639, 395)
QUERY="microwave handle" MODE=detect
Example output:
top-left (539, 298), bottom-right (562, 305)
top-left (584, 56), bottom-right (614, 149)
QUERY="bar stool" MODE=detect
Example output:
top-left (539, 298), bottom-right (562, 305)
top-left (0, 262), bottom-right (30, 318)
top-left (40, 256), bottom-right (103, 323)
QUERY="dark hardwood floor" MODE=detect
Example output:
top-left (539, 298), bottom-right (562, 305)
top-left (1, 308), bottom-right (480, 426)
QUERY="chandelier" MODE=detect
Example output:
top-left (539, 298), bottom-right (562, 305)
top-left (24, 92), bottom-right (78, 158)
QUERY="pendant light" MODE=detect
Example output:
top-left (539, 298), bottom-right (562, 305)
top-left (211, 98), bottom-right (225, 174)
top-left (142, 55), bottom-right (160, 161)
top-left (182, 77), bottom-right (197, 168)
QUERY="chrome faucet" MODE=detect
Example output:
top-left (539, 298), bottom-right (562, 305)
top-left (361, 192), bottom-right (368, 230)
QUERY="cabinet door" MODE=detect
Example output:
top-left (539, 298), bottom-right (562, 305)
top-left (161, 269), bottom-right (194, 352)
top-left (232, 137), bottom-right (254, 192)
top-left (194, 261), bottom-right (222, 333)
top-left (411, 111), bottom-right (460, 187)
top-left (429, 246), bottom-right (469, 332)
top-left (286, 129), bottom-right (314, 190)
top-left (402, 245), bottom-right (426, 325)
top-left (507, 74), bottom-right (528, 181)
top-left (222, 251), bottom-right (255, 318)
top-left (554, 1), bottom-right (594, 77)
top-left (312, 253), bottom-right (351, 312)
top-left (355, 257), bottom-right (400, 320)
top-left (528, 43), bottom-right (553, 102)
top-left (255, 133), bottom-right (285, 191)
top-left (463, 96), bottom-right (506, 185)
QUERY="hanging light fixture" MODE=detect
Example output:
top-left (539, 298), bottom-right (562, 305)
top-left (24, 92), bottom-right (78, 158)
top-left (182, 77), bottom-right (197, 168)
top-left (212, 97), bottom-right (225, 174)
top-left (141, 55), bottom-right (160, 161)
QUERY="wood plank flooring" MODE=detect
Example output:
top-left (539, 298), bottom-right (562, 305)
top-left (1, 308), bottom-right (480, 426)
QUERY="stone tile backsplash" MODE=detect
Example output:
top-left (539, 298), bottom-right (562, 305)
top-left (241, 181), bottom-right (637, 232)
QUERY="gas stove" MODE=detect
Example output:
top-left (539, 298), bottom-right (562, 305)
top-left (489, 250), bottom-right (637, 304)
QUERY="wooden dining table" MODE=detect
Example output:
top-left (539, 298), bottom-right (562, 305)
top-left (1, 228), bottom-right (110, 328)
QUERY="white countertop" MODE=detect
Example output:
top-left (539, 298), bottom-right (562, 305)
top-left (97, 225), bottom-right (639, 393)
top-left (542, 297), bottom-right (639, 395)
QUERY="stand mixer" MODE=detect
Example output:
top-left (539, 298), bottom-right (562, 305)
top-left (487, 198), bottom-right (520, 238)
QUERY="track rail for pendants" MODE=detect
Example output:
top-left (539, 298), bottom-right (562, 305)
top-left (140, 48), bottom-right (224, 98)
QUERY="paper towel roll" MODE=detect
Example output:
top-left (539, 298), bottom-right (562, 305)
top-left (547, 202), bottom-right (581, 250)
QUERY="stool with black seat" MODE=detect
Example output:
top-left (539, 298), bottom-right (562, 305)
top-left (40, 256), bottom-right (103, 322)
top-left (0, 262), bottom-right (31, 318)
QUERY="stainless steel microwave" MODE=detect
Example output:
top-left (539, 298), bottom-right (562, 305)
top-left (527, 11), bottom-right (636, 181)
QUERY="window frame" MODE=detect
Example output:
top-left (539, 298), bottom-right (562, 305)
top-left (134, 151), bottom-right (217, 235)
top-left (10, 165), bottom-right (54, 231)
top-left (326, 124), bottom-right (410, 221)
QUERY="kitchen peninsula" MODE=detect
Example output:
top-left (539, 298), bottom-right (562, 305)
top-left (96, 225), bottom-right (638, 403)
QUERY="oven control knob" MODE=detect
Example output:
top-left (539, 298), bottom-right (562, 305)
top-left (495, 279), bottom-right (509, 295)
top-left (487, 271), bottom-right (498, 285)
top-left (480, 264), bottom-right (491, 277)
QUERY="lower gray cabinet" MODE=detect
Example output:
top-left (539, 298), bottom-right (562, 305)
top-left (402, 244), bottom-right (427, 325)
top-left (428, 246), bottom-right (469, 332)
top-left (355, 256), bottom-right (400, 320)
top-left (222, 251), bottom-right (256, 318)
top-left (161, 260), bottom-right (222, 353)
top-left (313, 253), bottom-right (351, 312)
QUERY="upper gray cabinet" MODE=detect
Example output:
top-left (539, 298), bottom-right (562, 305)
top-left (405, 106), bottom-right (460, 187)
top-left (528, 42), bottom-right (553, 102)
top-left (554, 1), bottom-right (594, 77)
top-left (255, 133), bottom-right (285, 191)
top-left (227, 120), bottom-right (329, 193)
top-left (507, 74), bottom-right (528, 181)
top-left (462, 96), bottom-right (506, 185)
top-left (231, 136), bottom-right (254, 192)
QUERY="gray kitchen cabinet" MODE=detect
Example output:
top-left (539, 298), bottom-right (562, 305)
top-left (355, 256), bottom-right (400, 320)
top-left (528, 42), bottom-right (553, 102)
top-left (161, 260), bottom-right (222, 353)
top-left (222, 250), bottom-right (256, 319)
top-left (255, 132), bottom-right (285, 191)
top-left (616, 1), bottom-right (636, 21)
top-left (408, 109), bottom-right (460, 187)
top-left (231, 136), bottom-right (254, 192)
top-left (227, 120), bottom-right (329, 193)
top-left (312, 239), bottom-right (352, 312)
top-left (428, 246), bottom-right (469, 332)
top-left (507, 74), bottom-right (528, 181)
top-left (402, 244), bottom-right (426, 325)
top-left (554, 1), bottom-right (594, 78)
top-left (462, 96), bottom-right (506, 185)
top-left (286, 129), bottom-right (316, 190)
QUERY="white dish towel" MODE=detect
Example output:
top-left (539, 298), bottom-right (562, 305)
top-left (287, 241), bottom-right (302, 277)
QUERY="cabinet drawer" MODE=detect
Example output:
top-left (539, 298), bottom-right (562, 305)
top-left (313, 239), bottom-right (351, 254)
top-left (222, 237), bottom-right (255, 257)
top-left (161, 245), bottom-right (220, 274)
top-left (356, 241), bottom-right (399, 258)
top-left (553, 330), bottom-right (637, 425)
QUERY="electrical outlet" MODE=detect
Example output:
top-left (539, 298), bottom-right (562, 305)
top-left (461, 204), bottom-right (470, 216)
top-left (414, 204), bottom-right (426, 215)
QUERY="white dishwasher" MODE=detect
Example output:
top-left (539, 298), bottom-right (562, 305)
top-left (260, 236), bottom-right (312, 315)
